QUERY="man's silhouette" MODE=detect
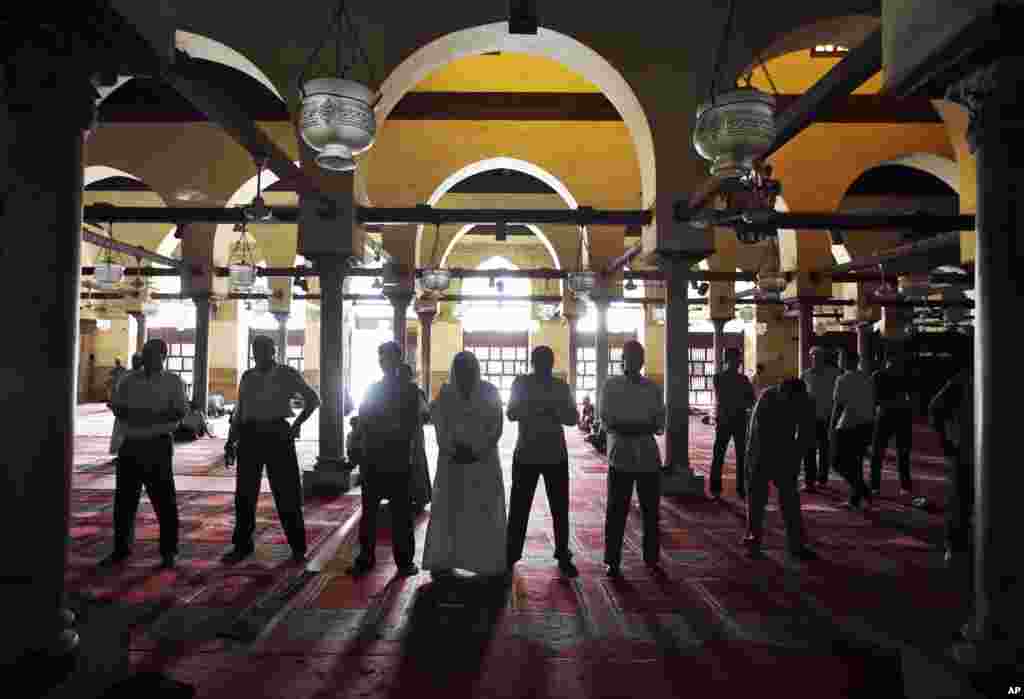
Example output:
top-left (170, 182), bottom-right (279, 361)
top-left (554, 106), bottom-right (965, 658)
top-left (222, 335), bottom-right (320, 565)
top-left (506, 346), bottom-right (579, 578)
top-left (744, 378), bottom-right (819, 562)
top-left (101, 339), bottom-right (188, 569)
top-left (710, 347), bottom-right (755, 499)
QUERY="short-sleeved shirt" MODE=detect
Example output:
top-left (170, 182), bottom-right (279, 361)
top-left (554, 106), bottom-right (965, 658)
top-left (507, 374), bottom-right (578, 465)
top-left (233, 364), bottom-right (320, 425)
top-left (112, 370), bottom-right (188, 441)
top-left (801, 366), bottom-right (842, 420)
top-left (833, 370), bottom-right (875, 429)
top-left (713, 370), bottom-right (756, 421)
top-left (600, 374), bottom-right (665, 473)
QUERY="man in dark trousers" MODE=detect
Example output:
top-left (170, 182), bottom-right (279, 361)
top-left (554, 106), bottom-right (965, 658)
top-left (506, 345), bottom-right (580, 578)
top-left (222, 335), bottom-right (320, 565)
top-left (744, 377), bottom-right (819, 562)
top-left (870, 354), bottom-right (914, 496)
top-left (929, 354), bottom-right (974, 567)
top-left (600, 341), bottom-right (665, 577)
top-left (101, 339), bottom-right (188, 569)
top-left (830, 350), bottom-right (875, 510)
top-left (800, 346), bottom-right (842, 492)
top-left (348, 341), bottom-right (421, 577)
top-left (710, 347), bottom-right (756, 499)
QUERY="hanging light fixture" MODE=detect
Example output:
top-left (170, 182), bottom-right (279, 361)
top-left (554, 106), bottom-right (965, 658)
top-left (693, 0), bottom-right (776, 182)
top-left (624, 278), bottom-right (637, 292)
top-left (228, 222), bottom-right (258, 291)
top-left (131, 257), bottom-right (160, 317)
top-left (297, 0), bottom-right (378, 172)
top-left (371, 277), bottom-right (382, 290)
top-left (243, 156), bottom-right (273, 222)
top-left (568, 223), bottom-right (597, 297)
top-left (873, 264), bottom-right (902, 302)
top-left (420, 222), bottom-right (451, 293)
top-left (94, 217), bottom-right (125, 289)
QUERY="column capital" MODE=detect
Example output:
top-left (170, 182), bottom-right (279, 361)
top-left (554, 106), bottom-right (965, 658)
top-left (385, 290), bottom-right (414, 307)
top-left (945, 57), bottom-right (1024, 154)
top-left (6, 31), bottom-right (100, 133)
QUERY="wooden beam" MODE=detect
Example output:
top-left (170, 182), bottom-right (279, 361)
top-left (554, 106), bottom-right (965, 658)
top-left (765, 29), bottom-right (883, 159)
top-left (99, 91), bottom-right (938, 125)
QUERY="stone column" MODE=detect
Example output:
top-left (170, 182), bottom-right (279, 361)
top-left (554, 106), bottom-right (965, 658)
top-left (593, 293), bottom-right (610, 414)
top-left (948, 59), bottom-right (1024, 663)
top-left (388, 291), bottom-right (413, 360)
top-left (711, 317), bottom-right (728, 370)
top-left (660, 255), bottom-right (693, 473)
top-left (129, 311), bottom-right (147, 354)
top-left (566, 312), bottom-right (579, 397)
top-left (797, 300), bottom-right (815, 376)
top-left (0, 42), bottom-right (96, 664)
top-left (855, 323), bottom-right (873, 372)
top-left (415, 297), bottom-right (437, 397)
top-left (306, 255), bottom-right (349, 492)
top-left (273, 311), bottom-right (289, 365)
top-left (191, 294), bottom-right (211, 414)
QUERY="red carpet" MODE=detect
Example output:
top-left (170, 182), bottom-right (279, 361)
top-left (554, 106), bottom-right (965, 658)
top-left (67, 413), bottom-right (969, 698)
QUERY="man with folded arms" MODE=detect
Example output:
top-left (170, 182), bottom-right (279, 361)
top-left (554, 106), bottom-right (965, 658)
top-left (600, 341), bottom-right (665, 577)
top-left (100, 339), bottom-right (188, 569)
top-left (506, 346), bottom-right (580, 578)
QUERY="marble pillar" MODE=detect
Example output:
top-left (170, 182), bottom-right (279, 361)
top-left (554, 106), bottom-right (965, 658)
top-left (948, 59), bottom-right (1024, 664)
top-left (191, 295), bottom-right (211, 413)
top-left (416, 300), bottom-right (437, 397)
top-left (273, 311), bottom-right (289, 365)
top-left (593, 295), bottom-right (610, 414)
top-left (0, 43), bottom-right (96, 662)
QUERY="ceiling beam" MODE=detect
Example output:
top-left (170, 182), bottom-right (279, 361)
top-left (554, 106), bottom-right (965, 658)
top-left (765, 29), bottom-right (883, 159)
top-left (81, 228), bottom-right (181, 268)
top-left (98, 90), bottom-right (939, 125)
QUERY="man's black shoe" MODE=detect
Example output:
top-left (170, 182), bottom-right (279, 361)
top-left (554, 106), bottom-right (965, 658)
top-left (221, 547), bottom-right (255, 564)
top-left (558, 559), bottom-right (579, 578)
top-left (160, 555), bottom-right (176, 569)
top-left (98, 550), bottom-right (131, 567)
top-left (791, 548), bottom-right (819, 562)
top-left (605, 564), bottom-right (621, 578)
top-left (736, 488), bottom-right (747, 499)
top-left (396, 563), bottom-right (419, 577)
top-left (347, 558), bottom-right (374, 577)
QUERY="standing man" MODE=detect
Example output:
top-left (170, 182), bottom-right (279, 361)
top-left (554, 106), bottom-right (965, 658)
top-left (710, 347), bottom-right (756, 500)
top-left (348, 341), bottom-right (421, 577)
top-left (744, 377), bottom-right (819, 562)
top-left (100, 339), bottom-right (188, 569)
top-left (222, 335), bottom-right (320, 565)
top-left (830, 350), bottom-right (875, 510)
top-left (800, 346), bottom-right (842, 492)
top-left (869, 354), bottom-right (914, 496)
top-left (107, 356), bottom-right (127, 404)
top-left (600, 340), bottom-right (665, 577)
top-left (929, 356), bottom-right (974, 567)
top-left (506, 346), bottom-right (580, 578)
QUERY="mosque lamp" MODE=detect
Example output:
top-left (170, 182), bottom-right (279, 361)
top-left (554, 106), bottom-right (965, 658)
top-left (297, 0), bottom-right (377, 172)
top-left (693, 86), bottom-right (776, 181)
top-left (93, 219), bottom-right (125, 290)
top-left (420, 269), bottom-right (451, 293)
top-left (568, 271), bottom-right (597, 297)
top-left (228, 223), bottom-right (258, 291)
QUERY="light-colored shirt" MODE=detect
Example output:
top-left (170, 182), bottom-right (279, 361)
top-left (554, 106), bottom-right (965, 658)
top-left (599, 374), bottom-right (665, 473)
top-left (112, 369), bottom-right (188, 441)
top-left (232, 364), bottom-right (320, 425)
top-left (801, 366), bottom-right (842, 421)
top-left (507, 374), bottom-right (578, 465)
top-left (833, 370), bottom-right (875, 429)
